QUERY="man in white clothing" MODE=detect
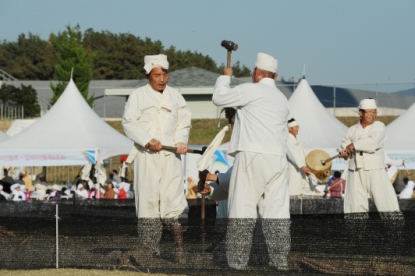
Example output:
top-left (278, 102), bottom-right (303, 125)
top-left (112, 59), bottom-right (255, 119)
top-left (339, 98), bottom-right (400, 217)
top-left (212, 52), bottom-right (290, 270)
top-left (122, 54), bottom-right (191, 263)
top-left (286, 118), bottom-right (320, 196)
top-left (398, 176), bottom-right (415, 199)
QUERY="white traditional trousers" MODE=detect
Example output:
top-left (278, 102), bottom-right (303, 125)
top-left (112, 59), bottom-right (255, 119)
top-left (226, 152), bottom-right (290, 269)
top-left (345, 168), bottom-right (400, 214)
top-left (133, 150), bottom-right (188, 249)
top-left (133, 150), bottom-right (188, 219)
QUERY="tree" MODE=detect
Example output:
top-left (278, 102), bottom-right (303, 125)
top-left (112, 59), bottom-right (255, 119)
top-left (50, 25), bottom-right (94, 107)
top-left (0, 83), bottom-right (41, 118)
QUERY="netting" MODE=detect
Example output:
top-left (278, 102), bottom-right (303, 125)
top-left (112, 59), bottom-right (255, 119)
top-left (0, 198), bottom-right (414, 275)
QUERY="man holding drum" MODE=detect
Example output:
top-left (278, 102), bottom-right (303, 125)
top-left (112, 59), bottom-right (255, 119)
top-left (338, 98), bottom-right (400, 217)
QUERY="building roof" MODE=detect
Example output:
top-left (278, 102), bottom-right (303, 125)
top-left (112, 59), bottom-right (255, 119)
top-left (121, 67), bottom-right (245, 88)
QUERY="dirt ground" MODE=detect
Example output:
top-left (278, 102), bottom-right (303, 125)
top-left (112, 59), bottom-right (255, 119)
top-left (0, 269), bottom-right (179, 275)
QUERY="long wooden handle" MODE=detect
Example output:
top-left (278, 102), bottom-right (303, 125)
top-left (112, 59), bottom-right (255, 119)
top-left (227, 50), bottom-right (231, 68)
top-left (322, 154), bottom-right (340, 165)
top-left (146, 144), bottom-right (204, 154)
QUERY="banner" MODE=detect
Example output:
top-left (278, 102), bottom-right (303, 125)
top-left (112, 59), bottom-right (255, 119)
top-left (0, 149), bottom-right (97, 166)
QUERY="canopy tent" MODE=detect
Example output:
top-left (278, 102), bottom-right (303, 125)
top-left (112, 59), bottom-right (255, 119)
top-left (288, 78), bottom-right (348, 170)
top-left (0, 130), bottom-right (10, 143)
top-left (0, 79), bottom-right (133, 166)
top-left (6, 119), bottom-right (37, 137)
top-left (385, 101), bottom-right (415, 169)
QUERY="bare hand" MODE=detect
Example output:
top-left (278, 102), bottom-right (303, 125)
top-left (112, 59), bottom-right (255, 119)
top-left (175, 142), bottom-right (188, 155)
top-left (345, 143), bottom-right (355, 154)
top-left (223, 67), bottom-right (233, 77)
top-left (147, 139), bottom-right (161, 151)
top-left (199, 183), bottom-right (211, 195)
top-left (301, 166), bottom-right (310, 175)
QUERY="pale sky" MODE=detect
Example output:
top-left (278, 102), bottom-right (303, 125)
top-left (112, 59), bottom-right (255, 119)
top-left (1, 0), bottom-right (414, 91)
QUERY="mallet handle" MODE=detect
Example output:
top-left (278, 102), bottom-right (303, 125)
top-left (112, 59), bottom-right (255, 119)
top-left (145, 144), bottom-right (204, 154)
top-left (227, 50), bottom-right (231, 68)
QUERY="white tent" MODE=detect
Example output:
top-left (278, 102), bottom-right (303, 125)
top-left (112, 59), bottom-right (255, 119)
top-left (0, 131), bottom-right (9, 143)
top-left (385, 101), bottom-right (415, 169)
top-left (288, 78), bottom-right (348, 169)
top-left (6, 119), bottom-right (37, 137)
top-left (0, 79), bottom-right (133, 166)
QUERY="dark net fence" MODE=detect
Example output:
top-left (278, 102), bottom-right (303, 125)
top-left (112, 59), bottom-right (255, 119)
top-left (0, 198), bottom-right (414, 275)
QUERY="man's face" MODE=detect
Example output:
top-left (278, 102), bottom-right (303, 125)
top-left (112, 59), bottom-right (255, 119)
top-left (359, 109), bottom-right (377, 125)
top-left (288, 126), bottom-right (299, 136)
top-left (148, 67), bottom-right (169, 92)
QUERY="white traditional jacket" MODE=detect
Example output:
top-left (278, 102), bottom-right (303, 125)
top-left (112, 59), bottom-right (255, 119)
top-left (286, 133), bottom-right (306, 170)
top-left (212, 76), bottom-right (289, 156)
top-left (340, 121), bottom-right (386, 171)
top-left (122, 84), bottom-right (191, 161)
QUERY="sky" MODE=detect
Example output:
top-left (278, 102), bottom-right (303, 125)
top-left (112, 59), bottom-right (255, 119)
top-left (1, 0), bottom-right (414, 91)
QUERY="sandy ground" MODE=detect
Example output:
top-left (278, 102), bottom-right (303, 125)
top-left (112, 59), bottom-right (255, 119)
top-left (0, 269), bottom-right (180, 275)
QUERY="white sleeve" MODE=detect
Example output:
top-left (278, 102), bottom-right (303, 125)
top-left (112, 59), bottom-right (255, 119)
top-left (122, 92), bottom-right (153, 147)
top-left (286, 139), bottom-right (306, 169)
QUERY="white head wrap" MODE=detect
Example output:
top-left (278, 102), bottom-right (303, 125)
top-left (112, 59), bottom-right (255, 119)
top-left (358, 98), bottom-right (377, 110)
top-left (52, 184), bottom-right (61, 191)
top-left (143, 54), bottom-right (169, 74)
top-left (77, 184), bottom-right (84, 190)
top-left (255, 53), bottom-right (278, 73)
top-left (287, 119), bottom-right (299, 128)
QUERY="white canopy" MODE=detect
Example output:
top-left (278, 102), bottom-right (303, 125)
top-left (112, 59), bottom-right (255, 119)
top-left (288, 78), bottom-right (348, 169)
top-left (0, 79), bottom-right (133, 166)
top-left (0, 130), bottom-right (10, 143)
top-left (6, 119), bottom-right (37, 137)
top-left (385, 101), bottom-right (415, 169)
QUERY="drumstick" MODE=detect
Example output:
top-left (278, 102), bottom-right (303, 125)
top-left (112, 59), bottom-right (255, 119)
top-left (403, 164), bottom-right (410, 175)
top-left (321, 154), bottom-right (341, 166)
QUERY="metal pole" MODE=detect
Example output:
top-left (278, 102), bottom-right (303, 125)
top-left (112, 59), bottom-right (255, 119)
top-left (56, 204), bottom-right (59, 269)
top-left (333, 84), bottom-right (336, 116)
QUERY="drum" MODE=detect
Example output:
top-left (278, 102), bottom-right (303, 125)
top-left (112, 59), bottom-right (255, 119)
top-left (305, 150), bottom-right (332, 182)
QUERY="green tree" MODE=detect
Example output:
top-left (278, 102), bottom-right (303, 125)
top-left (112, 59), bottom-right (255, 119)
top-left (50, 25), bottom-right (94, 107)
top-left (0, 83), bottom-right (41, 118)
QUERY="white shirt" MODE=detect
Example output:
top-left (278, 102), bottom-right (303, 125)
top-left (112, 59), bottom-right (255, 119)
top-left (213, 76), bottom-right (289, 156)
top-left (340, 121), bottom-right (386, 170)
top-left (286, 133), bottom-right (306, 170)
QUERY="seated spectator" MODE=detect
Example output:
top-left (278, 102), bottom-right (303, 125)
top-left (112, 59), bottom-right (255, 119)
top-left (75, 184), bottom-right (88, 199)
top-left (186, 177), bottom-right (198, 199)
top-left (47, 184), bottom-right (61, 201)
top-left (398, 176), bottom-right (415, 199)
top-left (2, 168), bottom-right (15, 188)
top-left (20, 184), bottom-right (31, 200)
top-left (0, 184), bottom-right (10, 200)
top-left (112, 170), bottom-right (121, 184)
top-left (328, 171), bottom-right (346, 198)
top-left (22, 170), bottom-right (33, 192)
top-left (15, 173), bottom-right (25, 185)
top-left (117, 182), bottom-right (127, 199)
top-left (104, 180), bottom-right (115, 199)
top-left (34, 183), bottom-right (48, 200)
top-left (11, 184), bottom-right (25, 201)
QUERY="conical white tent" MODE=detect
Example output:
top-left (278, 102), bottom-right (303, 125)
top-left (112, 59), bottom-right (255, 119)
top-left (385, 101), bottom-right (415, 169)
top-left (288, 78), bottom-right (348, 168)
top-left (0, 131), bottom-right (10, 143)
top-left (0, 79), bottom-right (133, 166)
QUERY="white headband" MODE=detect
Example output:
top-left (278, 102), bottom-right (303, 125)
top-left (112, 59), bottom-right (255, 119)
top-left (288, 121), bottom-right (299, 128)
top-left (358, 99), bottom-right (377, 110)
top-left (255, 52), bottom-right (278, 73)
top-left (144, 54), bottom-right (169, 74)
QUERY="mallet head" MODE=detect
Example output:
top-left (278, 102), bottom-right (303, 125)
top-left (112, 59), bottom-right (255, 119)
top-left (221, 40), bottom-right (238, 51)
top-left (321, 160), bottom-right (326, 166)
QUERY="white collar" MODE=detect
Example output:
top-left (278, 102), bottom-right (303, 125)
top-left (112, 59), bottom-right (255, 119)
top-left (258, 78), bottom-right (276, 86)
